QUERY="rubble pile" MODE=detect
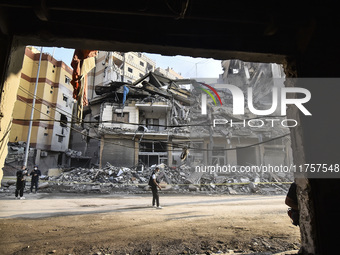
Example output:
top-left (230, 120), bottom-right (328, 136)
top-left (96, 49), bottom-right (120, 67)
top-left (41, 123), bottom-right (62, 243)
top-left (0, 163), bottom-right (293, 195)
top-left (198, 170), bottom-right (293, 195)
top-left (46, 163), bottom-right (194, 193)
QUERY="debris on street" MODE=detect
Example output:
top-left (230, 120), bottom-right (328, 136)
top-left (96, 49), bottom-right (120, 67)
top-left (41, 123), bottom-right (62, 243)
top-left (1, 162), bottom-right (294, 195)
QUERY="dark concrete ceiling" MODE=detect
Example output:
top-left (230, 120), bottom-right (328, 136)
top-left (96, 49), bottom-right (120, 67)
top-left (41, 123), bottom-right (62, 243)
top-left (0, 0), bottom-right (338, 63)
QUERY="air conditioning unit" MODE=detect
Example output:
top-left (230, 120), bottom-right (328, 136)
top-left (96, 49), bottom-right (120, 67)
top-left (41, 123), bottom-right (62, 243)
top-left (40, 151), bottom-right (48, 157)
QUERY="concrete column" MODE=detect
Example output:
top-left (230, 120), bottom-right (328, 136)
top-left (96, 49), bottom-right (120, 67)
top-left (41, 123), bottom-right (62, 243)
top-left (284, 45), bottom-right (340, 253)
top-left (99, 136), bottom-right (104, 169)
top-left (134, 138), bottom-right (139, 166)
top-left (167, 138), bottom-right (172, 167)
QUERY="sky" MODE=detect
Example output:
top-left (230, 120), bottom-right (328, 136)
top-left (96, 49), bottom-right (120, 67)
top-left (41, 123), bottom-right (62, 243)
top-left (143, 53), bottom-right (223, 78)
top-left (40, 46), bottom-right (223, 79)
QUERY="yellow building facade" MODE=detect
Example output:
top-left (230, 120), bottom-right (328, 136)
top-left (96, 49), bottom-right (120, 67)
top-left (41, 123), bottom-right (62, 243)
top-left (9, 47), bottom-right (74, 170)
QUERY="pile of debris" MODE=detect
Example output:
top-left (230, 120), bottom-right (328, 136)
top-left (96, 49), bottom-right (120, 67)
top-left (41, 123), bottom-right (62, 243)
top-left (1, 163), bottom-right (294, 195)
top-left (46, 163), bottom-right (192, 193)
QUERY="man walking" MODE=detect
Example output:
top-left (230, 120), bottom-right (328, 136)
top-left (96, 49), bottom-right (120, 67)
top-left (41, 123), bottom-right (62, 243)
top-left (15, 165), bottom-right (28, 199)
top-left (30, 165), bottom-right (41, 193)
top-left (148, 167), bottom-right (162, 209)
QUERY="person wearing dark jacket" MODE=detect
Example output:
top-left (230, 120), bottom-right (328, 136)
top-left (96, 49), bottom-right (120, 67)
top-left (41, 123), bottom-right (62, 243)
top-left (15, 165), bottom-right (28, 199)
top-left (149, 167), bottom-right (162, 209)
top-left (30, 165), bottom-right (41, 193)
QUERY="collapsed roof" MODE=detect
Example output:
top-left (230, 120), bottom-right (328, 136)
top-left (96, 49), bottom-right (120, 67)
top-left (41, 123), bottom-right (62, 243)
top-left (91, 72), bottom-right (193, 106)
top-left (86, 70), bottom-right (289, 139)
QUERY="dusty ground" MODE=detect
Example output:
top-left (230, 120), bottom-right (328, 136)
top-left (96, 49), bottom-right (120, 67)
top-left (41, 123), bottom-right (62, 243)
top-left (0, 192), bottom-right (300, 255)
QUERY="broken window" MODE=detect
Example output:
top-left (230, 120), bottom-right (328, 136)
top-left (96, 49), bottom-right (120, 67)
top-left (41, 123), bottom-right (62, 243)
top-left (65, 76), bottom-right (71, 84)
top-left (212, 146), bottom-right (226, 165)
top-left (112, 112), bottom-right (129, 123)
top-left (139, 141), bottom-right (167, 167)
top-left (60, 114), bottom-right (67, 127)
top-left (139, 141), bottom-right (166, 152)
top-left (146, 118), bottom-right (159, 131)
top-left (58, 135), bottom-right (64, 143)
top-left (140, 142), bottom-right (153, 152)
top-left (63, 94), bottom-right (68, 107)
top-left (139, 155), bottom-right (159, 167)
top-left (154, 141), bottom-right (166, 152)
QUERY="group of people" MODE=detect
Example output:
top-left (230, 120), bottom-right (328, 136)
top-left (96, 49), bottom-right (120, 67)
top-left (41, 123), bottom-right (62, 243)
top-left (15, 164), bottom-right (299, 223)
top-left (16, 164), bottom-right (162, 206)
top-left (15, 165), bottom-right (41, 199)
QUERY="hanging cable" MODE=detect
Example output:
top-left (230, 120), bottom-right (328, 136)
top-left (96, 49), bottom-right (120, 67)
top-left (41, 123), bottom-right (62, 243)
top-left (15, 82), bottom-right (291, 152)
top-left (14, 96), bottom-right (292, 153)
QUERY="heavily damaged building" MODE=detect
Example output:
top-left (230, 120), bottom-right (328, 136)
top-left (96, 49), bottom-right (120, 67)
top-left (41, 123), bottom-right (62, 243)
top-left (2, 2), bottom-right (340, 253)
top-left (87, 51), bottom-right (156, 98)
top-left (72, 59), bottom-right (292, 177)
top-left (75, 72), bottom-right (192, 168)
top-left (190, 60), bottom-right (292, 169)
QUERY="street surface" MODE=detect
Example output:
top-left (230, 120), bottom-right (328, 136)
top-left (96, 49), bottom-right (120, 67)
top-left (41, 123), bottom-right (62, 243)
top-left (0, 193), bottom-right (300, 254)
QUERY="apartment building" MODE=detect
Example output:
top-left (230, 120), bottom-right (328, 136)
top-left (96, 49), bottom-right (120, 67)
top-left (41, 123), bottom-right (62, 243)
top-left (87, 51), bottom-right (156, 101)
top-left (8, 47), bottom-right (74, 172)
top-left (154, 67), bottom-right (184, 80)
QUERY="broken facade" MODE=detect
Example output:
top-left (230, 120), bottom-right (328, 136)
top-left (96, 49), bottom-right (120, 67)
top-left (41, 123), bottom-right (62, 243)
top-left (84, 72), bottom-right (191, 168)
top-left (189, 60), bottom-right (291, 171)
top-left (75, 59), bottom-right (293, 185)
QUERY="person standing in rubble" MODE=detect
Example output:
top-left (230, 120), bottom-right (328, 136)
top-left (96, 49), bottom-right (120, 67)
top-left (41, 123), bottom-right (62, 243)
top-left (149, 167), bottom-right (162, 209)
top-left (30, 165), bottom-right (41, 193)
top-left (15, 165), bottom-right (28, 199)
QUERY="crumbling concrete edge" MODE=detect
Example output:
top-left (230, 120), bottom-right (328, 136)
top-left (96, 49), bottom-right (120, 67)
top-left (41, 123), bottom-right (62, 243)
top-left (284, 58), bottom-right (317, 255)
top-left (0, 37), bottom-right (25, 187)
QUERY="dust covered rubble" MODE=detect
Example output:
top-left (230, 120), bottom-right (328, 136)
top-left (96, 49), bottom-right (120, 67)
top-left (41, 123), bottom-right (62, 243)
top-left (37, 163), bottom-right (294, 195)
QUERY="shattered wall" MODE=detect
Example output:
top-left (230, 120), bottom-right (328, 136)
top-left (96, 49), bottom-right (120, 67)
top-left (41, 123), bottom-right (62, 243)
top-left (101, 103), bottom-right (139, 131)
top-left (69, 126), bottom-right (100, 167)
top-left (101, 136), bottom-right (135, 167)
top-left (37, 152), bottom-right (59, 175)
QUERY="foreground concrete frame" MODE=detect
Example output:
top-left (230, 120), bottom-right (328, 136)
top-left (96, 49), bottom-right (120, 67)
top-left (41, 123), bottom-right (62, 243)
top-left (1, 25), bottom-right (340, 254)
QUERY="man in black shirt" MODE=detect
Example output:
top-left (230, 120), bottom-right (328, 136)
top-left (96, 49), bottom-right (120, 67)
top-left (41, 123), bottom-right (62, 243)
top-left (30, 165), bottom-right (42, 193)
top-left (149, 167), bottom-right (162, 209)
top-left (15, 165), bottom-right (28, 199)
